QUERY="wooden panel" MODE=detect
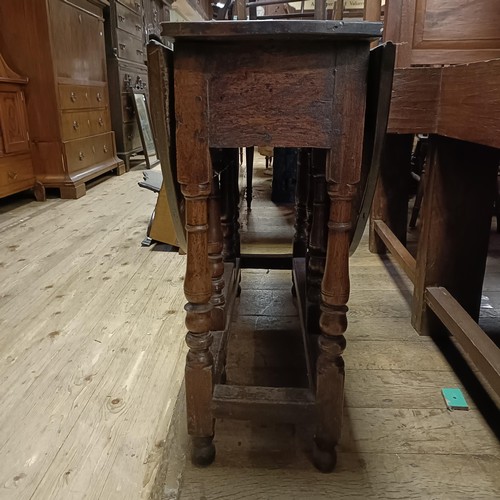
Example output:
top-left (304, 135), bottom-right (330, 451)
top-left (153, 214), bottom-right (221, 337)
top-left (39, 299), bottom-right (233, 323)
top-left (438, 59), bottom-right (500, 150)
top-left (0, 89), bottom-right (30, 154)
top-left (413, 0), bottom-right (500, 47)
top-left (208, 42), bottom-right (335, 148)
top-left (385, 0), bottom-right (500, 66)
top-left (388, 60), bottom-right (500, 149)
top-left (387, 67), bottom-right (440, 134)
top-left (49, 0), bottom-right (107, 81)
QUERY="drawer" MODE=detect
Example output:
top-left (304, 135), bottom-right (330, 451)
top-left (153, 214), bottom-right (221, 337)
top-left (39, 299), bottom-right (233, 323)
top-left (116, 29), bottom-right (145, 64)
top-left (88, 85), bottom-right (108, 109)
top-left (61, 110), bottom-right (110, 141)
top-left (64, 137), bottom-right (94, 172)
top-left (117, 63), bottom-right (148, 93)
top-left (92, 132), bottom-right (115, 165)
top-left (61, 110), bottom-right (91, 141)
top-left (88, 109), bottom-right (111, 136)
top-left (0, 153), bottom-right (34, 187)
top-left (59, 84), bottom-right (90, 110)
top-left (118, 0), bottom-right (142, 15)
top-left (64, 132), bottom-right (115, 173)
top-left (122, 122), bottom-right (142, 151)
top-left (115, 2), bottom-right (143, 39)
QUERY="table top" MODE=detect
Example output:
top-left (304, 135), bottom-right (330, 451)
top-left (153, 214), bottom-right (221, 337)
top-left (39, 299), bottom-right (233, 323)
top-left (161, 20), bottom-right (383, 42)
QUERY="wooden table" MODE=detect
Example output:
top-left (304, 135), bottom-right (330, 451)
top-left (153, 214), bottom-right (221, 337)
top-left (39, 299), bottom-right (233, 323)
top-left (159, 20), bottom-right (383, 471)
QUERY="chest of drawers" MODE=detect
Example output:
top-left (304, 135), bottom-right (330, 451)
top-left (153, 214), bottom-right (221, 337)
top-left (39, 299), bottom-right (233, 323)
top-left (0, 0), bottom-right (124, 199)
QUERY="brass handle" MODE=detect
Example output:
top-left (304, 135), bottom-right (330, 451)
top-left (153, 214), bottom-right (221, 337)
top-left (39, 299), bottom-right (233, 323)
top-left (118, 15), bottom-right (125, 22)
top-left (98, 117), bottom-right (104, 126)
top-left (70, 92), bottom-right (77, 102)
top-left (103, 145), bottom-right (108, 153)
top-left (79, 152), bottom-right (85, 161)
top-left (135, 1), bottom-right (140, 8)
top-left (8, 171), bottom-right (18, 180)
top-left (135, 24), bottom-right (141, 32)
top-left (73, 120), bottom-right (79, 130)
top-left (136, 49), bottom-right (144, 56)
top-left (96, 92), bottom-right (102, 102)
top-left (119, 43), bottom-right (126, 50)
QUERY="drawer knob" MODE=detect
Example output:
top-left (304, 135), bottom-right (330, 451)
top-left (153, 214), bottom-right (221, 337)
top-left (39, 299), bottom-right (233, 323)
top-left (135, 24), bottom-right (141, 32)
top-left (136, 49), bottom-right (144, 56)
top-left (96, 92), bottom-right (102, 102)
top-left (119, 43), bottom-right (126, 50)
top-left (70, 92), bottom-right (77, 102)
top-left (118, 15), bottom-right (125, 22)
top-left (73, 120), bottom-right (79, 130)
top-left (79, 152), bottom-right (85, 161)
top-left (103, 145), bottom-right (108, 153)
top-left (98, 117), bottom-right (104, 127)
top-left (8, 171), bottom-right (18, 180)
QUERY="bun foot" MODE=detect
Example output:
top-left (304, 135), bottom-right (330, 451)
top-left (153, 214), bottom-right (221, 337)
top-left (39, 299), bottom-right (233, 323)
top-left (312, 441), bottom-right (337, 473)
top-left (191, 437), bottom-right (216, 467)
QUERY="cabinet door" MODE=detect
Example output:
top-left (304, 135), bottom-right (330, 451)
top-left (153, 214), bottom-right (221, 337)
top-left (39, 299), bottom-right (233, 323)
top-left (0, 90), bottom-right (30, 154)
top-left (49, 0), bottom-right (106, 82)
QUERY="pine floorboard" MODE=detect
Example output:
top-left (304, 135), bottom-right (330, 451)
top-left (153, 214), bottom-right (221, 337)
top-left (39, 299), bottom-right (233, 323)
top-left (0, 170), bottom-right (187, 500)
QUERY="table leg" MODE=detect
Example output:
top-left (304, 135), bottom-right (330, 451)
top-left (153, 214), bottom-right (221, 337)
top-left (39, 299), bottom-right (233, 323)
top-left (412, 135), bottom-right (500, 334)
top-left (246, 146), bottom-right (254, 211)
top-left (293, 148), bottom-right (311, 258)
top-left (307, 149), bottom-right (328, 335)
top-left (314, 182), bottom-right (354, 472)
top-left (208, 174), bottom-right (225, 331)
top-left (181, 183), bottom-right (216, 466)
top-left (369, 133), bottom-right (413, 253)
top-left (221, 152), bottom-right (240, 260)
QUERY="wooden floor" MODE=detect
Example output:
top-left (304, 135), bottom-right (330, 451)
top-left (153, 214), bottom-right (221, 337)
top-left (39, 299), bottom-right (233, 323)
top-left (0, 159), bottom-right (498, 500)
top-left (0, 170), bottom-right (187, 500)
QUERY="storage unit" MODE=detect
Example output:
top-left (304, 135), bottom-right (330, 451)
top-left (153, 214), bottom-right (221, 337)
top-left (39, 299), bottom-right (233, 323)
top-left (0, 53), bottom-right (38, 199)
top-left (0, 0), bottom-right (124, 199)
top-left (105, 0), bottom-right (147, 169)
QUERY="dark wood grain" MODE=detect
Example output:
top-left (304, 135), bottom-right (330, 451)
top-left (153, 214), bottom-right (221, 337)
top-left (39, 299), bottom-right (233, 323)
top-left (439, 59), bottom-right (500, 150)
top-left (387, 67), bottom-right (441, 134)
top-left (412, 136), bottom-right (500, 334)
top-left (208, 42), bottom-right (336, 148)
top-left (162, 20), bottom-right (383, 41)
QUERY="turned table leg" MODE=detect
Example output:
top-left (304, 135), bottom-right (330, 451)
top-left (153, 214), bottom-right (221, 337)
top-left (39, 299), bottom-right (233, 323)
top-left (181, 183), bottom-right (216, 466)
top-left (208, 174), bottom-right (225, 331)
top-left (307, 149), bottom-right (328, 334)
top-left (313, 182), bottom-right (354, 472)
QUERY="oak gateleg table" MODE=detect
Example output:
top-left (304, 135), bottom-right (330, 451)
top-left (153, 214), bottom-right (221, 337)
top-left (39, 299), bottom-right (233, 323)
top-left (155, 20), bottom-right (385, 472)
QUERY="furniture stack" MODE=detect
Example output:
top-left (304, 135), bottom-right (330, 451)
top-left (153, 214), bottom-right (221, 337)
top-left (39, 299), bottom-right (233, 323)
top-left (105, 0), bottom-right (169, 169)
top-left (0, 0), bottom-right (123, 199)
